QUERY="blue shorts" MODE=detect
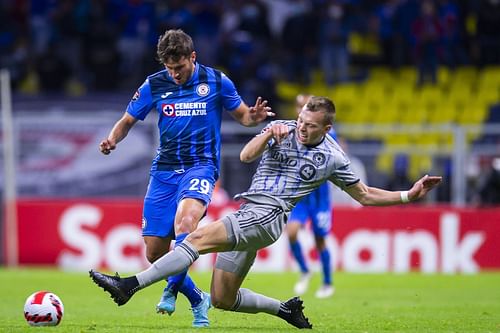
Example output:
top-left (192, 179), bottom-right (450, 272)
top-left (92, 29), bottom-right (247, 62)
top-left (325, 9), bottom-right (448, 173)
top-left (289, 183), bottom-right (332, 237)
top-left (142, 165), bottom-right (217, 238)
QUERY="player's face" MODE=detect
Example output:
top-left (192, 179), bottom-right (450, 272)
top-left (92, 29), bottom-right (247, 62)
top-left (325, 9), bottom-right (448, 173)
top-left (164, 52), bottom-right (196, 85)
top-left (296, 109), bottom-right (331, 146)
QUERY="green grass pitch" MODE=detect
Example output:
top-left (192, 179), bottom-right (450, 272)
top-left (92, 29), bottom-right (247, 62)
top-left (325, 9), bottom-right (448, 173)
top-left (1, 268), bottom-right (499, 332)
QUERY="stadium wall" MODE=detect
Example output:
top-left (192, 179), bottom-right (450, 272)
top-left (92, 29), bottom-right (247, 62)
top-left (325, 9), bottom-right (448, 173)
top-left (8, 199), bottom-right (500, 274)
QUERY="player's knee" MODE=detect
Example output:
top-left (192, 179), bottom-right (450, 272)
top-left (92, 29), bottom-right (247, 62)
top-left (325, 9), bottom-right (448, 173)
top-left (315, 236), bottom-right (326, 249)
top-left (175, 215), bottom-right (197, 234)
top-left (145, 249), bottom-right (166, 263)
top-left (210, 292), bottom-right (233, 310)
top-left (287, 223), bottom-right (300, 241)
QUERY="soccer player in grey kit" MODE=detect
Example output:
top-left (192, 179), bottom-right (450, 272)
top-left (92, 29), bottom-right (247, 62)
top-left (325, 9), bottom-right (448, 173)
top-left (90, 96), bottom-right (442, 329)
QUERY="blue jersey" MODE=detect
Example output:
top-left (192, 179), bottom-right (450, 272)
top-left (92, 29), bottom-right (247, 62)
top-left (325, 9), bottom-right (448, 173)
top-left (126, 63), bottom-right (242, 175)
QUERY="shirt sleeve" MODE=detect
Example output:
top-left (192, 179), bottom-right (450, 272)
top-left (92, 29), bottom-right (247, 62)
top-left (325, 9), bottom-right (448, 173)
top-left (220, 72), bottom-right (243, 112)
top-left (328, 154), bottom-right (360, 190)
top-left (125, 79), bottom-right (154, 121)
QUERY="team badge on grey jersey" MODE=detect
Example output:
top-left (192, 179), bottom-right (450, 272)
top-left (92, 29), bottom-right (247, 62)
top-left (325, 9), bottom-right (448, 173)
top-left (299, 164), bottom-right (316, 180)
top-left (313, 152), bottom-right (326, 166)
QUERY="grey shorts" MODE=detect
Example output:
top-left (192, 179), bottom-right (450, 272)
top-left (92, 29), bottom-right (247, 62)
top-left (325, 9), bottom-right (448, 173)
top-left (214, 202), bottom-right (288, 277)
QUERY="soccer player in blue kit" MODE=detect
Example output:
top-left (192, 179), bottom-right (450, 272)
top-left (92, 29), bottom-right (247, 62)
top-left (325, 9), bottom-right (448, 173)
top-left (98, 29), bottom-right (273, 327)
top-left (287, 94), bottom-right (335, 299)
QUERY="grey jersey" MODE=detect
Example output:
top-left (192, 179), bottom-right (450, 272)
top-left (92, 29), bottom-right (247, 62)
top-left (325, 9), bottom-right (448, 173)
top-left (236, 120), bottom-right (360, 211)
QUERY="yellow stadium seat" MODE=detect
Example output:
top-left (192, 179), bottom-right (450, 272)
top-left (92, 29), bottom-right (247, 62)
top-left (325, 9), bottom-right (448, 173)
top-left (417, 132), bottom-right (441, 146)
top-left (304, 83), bottom-right (330, 99)
top-left (375, 151), bottom-right (394, 174)
top-left (437, 66), bottom-right (451, 87)
top-left (456, 101), bottom-right (489, 125)
top-left (386, 132), bottom-right (411, 146)
top-left (452, 66), bottom-right (478, 83)
top-left (359, 80), bottom-right (392, 102)
top-left (399, 104), bottom-right (428, 124)
top-left (417, 84), bottom-right (444, 112)
top-left (276, 81), bottom-right (303, 101)
top-left (389, 84), bottom-right (416, 105)
top-left (370, 66), bottom-right (395, 82)
top-left (418, 84), bottom-right (442, 101)
top-left (428, 104), bottom-right (456, 124)
top-left (348, 107), bottom-right (373, 126)
top-left (397, 66), bottom-right (418, 86)
top-left (372, 105), bottom-right (399, 125)
top-left (478, 66), bottom-right (500, 86)
top-left (475, 86), bottom-right (500, 107)
top-left (335, 101), bottom-right (355, 123)
top-left (438, 132), bottom-right (454, 147)
top-left (447, 84), bottom-right (472, 108)
top-left (409, 154), bottom-right (433, 179)
top-left (331, 83), bottom-right (361, 102)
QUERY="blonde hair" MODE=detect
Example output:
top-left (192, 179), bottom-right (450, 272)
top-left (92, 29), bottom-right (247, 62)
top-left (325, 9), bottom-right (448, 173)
top-left (304, 96), bottom-right (336, 125)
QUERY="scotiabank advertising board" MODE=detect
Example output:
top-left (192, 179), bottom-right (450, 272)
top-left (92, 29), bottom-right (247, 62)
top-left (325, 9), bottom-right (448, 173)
top-left (11, 200), bottom-right (500, 273)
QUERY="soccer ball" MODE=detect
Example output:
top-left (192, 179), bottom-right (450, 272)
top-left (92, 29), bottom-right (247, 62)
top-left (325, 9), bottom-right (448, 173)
top-left (24, 291), bottom-right (64, 326)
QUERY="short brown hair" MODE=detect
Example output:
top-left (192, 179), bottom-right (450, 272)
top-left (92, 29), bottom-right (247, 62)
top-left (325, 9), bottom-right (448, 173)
top-left (157, 29), bottom-right (194, 64)
top-left (304, 96), bottom-right (336, 125)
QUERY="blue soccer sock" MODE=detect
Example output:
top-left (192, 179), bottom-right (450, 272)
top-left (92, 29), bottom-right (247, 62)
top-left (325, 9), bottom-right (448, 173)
top-left (319, 248), bottom-right (332, 285)
top-left (166, 233), bottom-right (189, 296)
top-left (179, 275), bottom-right (203, 307)
top-left (290, 241), bottom-right (309, 274)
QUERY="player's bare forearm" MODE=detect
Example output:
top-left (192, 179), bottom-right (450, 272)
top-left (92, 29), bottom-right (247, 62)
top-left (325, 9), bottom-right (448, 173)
top-left (240, 131), bottom-right (273, 163)
top-left (346, 183), bottom-right (402, 206)
top-left (240, 123), bottom-right (289, 162)
top-left (99, 113), bottom-right (137, 155)
top-left (345, 175), bottom-right (442, 206)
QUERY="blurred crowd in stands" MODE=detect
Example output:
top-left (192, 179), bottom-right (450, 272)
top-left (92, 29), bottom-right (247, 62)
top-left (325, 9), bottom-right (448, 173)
top-left (1, 0), bottom-right (499, 204)
top-left (1, 0), bottom-right (499, 103)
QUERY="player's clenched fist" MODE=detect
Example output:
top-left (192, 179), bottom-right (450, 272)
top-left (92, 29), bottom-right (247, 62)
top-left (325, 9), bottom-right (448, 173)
top-left (268, 123), bottom-right (290, 145)
top-left (99, 139), bottom-right (116, 155)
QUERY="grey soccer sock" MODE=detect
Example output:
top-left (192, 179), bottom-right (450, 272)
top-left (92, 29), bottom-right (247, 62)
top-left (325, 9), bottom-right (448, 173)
top-left (136, 240), bottom-right (199, 288)
top-left (230, 288), bottom-right (281, 315)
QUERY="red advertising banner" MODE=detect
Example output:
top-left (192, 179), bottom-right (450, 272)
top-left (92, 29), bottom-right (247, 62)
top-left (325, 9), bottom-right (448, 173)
top-left (10, 200), bottom-right (500, 273)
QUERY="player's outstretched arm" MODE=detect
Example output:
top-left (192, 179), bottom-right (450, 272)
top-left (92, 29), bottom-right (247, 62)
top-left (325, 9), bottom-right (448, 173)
top-left (231, 97), bottom-right (275, 127)
top-left (99, 112), bottom-right (138, 155)
top-left (344, 175), bottom-right (442, 206)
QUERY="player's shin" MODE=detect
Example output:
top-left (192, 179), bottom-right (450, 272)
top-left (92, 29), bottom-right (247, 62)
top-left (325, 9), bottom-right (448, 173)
top-left (230, 288), bottom-right (280, 315)
top-left (319, 248), bottom-right (332, 285)
top-left (136, 239), bottom-right (199, 288)
top-left (179, 275), bottom-right (203, 307)
top-left (165, 233), bottom-right (189, 295)
top-left (290, 241), bottom-right (308, 273)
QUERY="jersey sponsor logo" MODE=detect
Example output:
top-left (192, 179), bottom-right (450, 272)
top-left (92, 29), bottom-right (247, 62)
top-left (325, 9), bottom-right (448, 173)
top-left (132, 90), bottom-right (140, 101)
top-left (196, 83), bottom-right (210, 96)
top-left (313, 152), bottom-right (326, 166)
top-left (161, 102), bottom-right (208, 117)
top-left (161, 91), bottom-right (173, 98)
top-left (271, 150), bottom-right (297, 166)
top-left (299, 164), bottom-right (316, 180)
